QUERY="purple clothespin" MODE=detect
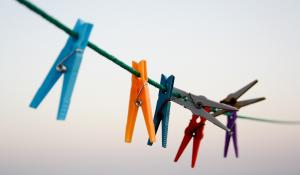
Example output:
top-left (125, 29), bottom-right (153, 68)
top-left (224, 111), bottom-right (238, 157)
top-left (213, 80), bottom-right (266, 158)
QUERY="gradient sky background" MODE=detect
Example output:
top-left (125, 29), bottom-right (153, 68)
top-left (1, 0), bottom-right (300, 174)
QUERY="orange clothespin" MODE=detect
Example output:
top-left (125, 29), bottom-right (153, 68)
top-left (125, 60), bottom-right (156, 143)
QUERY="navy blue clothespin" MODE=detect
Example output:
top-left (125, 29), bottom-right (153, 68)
top-left (29, 19), bottom-right (93, 120)
top-left (147, 74), bottom-right (175, 148)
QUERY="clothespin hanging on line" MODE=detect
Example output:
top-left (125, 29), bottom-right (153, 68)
top-left (147, 74), bottom-right (175, 148)
top-left (171, 87), bottom-right (238, 131)
top-left (125, 60), bottom-right (156, 143)
top-left (213, 80), bottom-right (266, 157)
top-left (174, 107), bottom-right (210, 168)
top-left (224, 111), bottom-right (238, 157)
top-left (29, 19), bottom-right (93, 120)
top-left (171, 87), bottom-right (237, 168)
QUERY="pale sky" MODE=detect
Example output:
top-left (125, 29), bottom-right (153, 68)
top-left (1, 0), bottom-right (300, 174)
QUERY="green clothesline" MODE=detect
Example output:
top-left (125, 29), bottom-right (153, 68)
top-left (15, 0), bottom-right (300, 124)
top-left (15, 0), bottom-right (170, 95)
top-left (238, 115), bottom-right (300, 125)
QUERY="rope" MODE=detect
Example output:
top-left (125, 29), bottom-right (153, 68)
top-left (238, 115), bottom-right (300, 125)
top-left (15, 0), bottom-right (180, 97)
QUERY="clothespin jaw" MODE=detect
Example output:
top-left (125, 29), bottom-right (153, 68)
top-left (234, 97), bottom-right (266, 109)
top-left (213, 80), bottom-right (266, 117)
top-left (147, 74), bottom-right (175, 148)
top-left (171, 87), bottom-right (237, 132)
top-left (221, 80), bottom-right (258, 104)
top-left (224, 111), bottom-right (238, 158)
top-left (29, 19), bottom-right (93, 120)
top-left (125, 60), bottom-right (156, 143)
top-left (221, 80), bottom-right (266, 108)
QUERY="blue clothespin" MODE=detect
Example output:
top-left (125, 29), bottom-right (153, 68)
top-left (29, 19), bottom-right (93, 120)
top-left (147, 74), bottom-right (175, 148)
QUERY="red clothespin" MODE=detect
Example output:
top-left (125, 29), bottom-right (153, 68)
top-left (174, 107), bottom-right (210, 168)
top-left (125, 60), bottom-right (156, 143)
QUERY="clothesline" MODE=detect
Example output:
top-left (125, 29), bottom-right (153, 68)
top-left (15, 0), bottom-right (300, 125)
top-left (238, 115), bottom-right (300, 124)
top-left (15, 0), bottom-right (175, 96)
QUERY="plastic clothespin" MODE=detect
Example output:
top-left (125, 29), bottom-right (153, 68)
top-left (211, 80), bottom-right (266, 157)
top-left (29, 19), bottom-right (93, 120)
top-left (213, 80), bottom-right (266, 117)
top-left (125, 60), bottom-right (156, 143)
top-left (174, 107), bottom-right (210, 168)
top-left (224, 111), bottom-right (238, 158)
top-left (220, 80), bottom-right (266, 109)
top-left (147, 74), bottom-right (175, 148)
top-left (171, 87), bottom-right (238, 131)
